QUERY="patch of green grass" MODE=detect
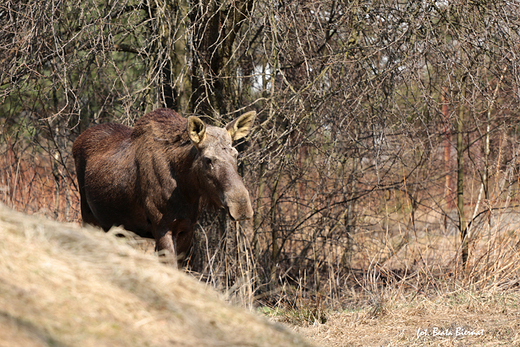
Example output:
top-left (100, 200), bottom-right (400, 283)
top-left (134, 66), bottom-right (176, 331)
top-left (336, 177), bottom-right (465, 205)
top-left (258, 305), bottom-right (327, 326)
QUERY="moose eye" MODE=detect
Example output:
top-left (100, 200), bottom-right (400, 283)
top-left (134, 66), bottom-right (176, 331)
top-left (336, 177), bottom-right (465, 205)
top-left (204, 157), bottom-right (213, 167)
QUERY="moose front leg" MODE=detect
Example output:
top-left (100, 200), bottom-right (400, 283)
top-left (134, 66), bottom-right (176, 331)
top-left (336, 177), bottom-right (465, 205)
top-left (155, 219), bottom-right (194, 268)
top-left (156, 229), bottom-right (178, 267)
top-left (172, 219), bottom-right (195, 265)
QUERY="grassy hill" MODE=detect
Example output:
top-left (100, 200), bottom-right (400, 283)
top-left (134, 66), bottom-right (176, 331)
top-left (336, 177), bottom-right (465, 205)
top-left (0, 204), bottom-right (313, 347)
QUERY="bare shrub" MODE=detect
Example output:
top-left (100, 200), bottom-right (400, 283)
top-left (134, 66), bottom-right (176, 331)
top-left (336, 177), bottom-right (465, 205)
top-left (3, 0), bottom-right (520, 310)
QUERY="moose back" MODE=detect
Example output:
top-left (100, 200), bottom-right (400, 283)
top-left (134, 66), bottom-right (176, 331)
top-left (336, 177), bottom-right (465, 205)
top-left (73, 108), bottom-right (256, 266)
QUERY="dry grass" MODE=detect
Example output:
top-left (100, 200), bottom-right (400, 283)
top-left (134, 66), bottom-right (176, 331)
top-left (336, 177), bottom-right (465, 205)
top-left (290, 287), bottom-right (520, 346)
top-left (3, 166), bottom-right (520, 347)
top-left (0, 204), bottom-right (314, 347)
top-left (261, 208), bottom-right (520, 346)
top-left (0, 148), bottom-right (80, 223)
top-left (2, 208), bottom-right (520, 347)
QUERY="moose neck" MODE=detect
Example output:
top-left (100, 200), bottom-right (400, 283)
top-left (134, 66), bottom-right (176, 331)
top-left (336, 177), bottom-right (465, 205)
top-left (167, 144), bottom-right (206, 206)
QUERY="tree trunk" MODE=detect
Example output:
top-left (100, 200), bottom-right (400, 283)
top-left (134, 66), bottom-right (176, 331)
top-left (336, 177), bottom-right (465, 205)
top-left (190, 0), bottom-right (254, 117)
top-left (442, 87), bottom-right (453, 230)
top-left (457, 79), bottom-right (468, 267)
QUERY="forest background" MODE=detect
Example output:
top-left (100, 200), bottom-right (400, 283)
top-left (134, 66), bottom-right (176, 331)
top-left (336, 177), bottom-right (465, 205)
top-left (2, 0), bottom-right (520, 319)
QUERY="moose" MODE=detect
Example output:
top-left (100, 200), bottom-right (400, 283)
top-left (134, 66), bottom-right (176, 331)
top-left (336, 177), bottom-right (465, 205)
top-left (73, 108), bottom-right (256, 267)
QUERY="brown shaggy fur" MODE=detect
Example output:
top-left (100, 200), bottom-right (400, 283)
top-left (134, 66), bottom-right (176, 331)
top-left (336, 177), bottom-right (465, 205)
top-left (73, 108), bottom-right (255, 266)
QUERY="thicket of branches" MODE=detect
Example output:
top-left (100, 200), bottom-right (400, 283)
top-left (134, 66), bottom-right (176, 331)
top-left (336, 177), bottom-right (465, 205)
top-left (2, 0), bottom-right (520, 306)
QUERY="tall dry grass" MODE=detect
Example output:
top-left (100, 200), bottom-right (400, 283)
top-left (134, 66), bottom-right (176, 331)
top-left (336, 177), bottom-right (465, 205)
top-left (0, 144), bottom-right (79, 222)
top-left (267, 206), bottom-right (520, 345)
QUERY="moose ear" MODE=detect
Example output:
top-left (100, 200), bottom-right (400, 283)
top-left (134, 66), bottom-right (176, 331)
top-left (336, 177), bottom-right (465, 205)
top-left (187, 116), bottom-right (206, 146)
top-left (226, 111), bottom-right (256, 141)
